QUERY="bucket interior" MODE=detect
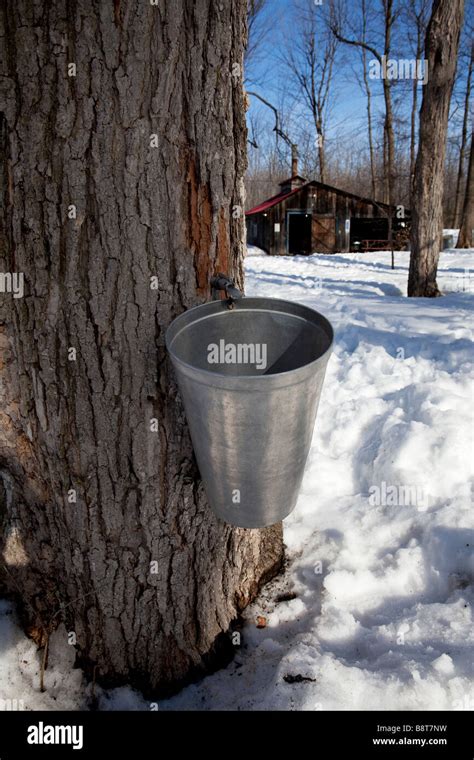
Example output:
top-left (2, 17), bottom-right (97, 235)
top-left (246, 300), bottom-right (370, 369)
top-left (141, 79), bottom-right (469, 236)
top-left (168, 300), bottom-right (332, 376)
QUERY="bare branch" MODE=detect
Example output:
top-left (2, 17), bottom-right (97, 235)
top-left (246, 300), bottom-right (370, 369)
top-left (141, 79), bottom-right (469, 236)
top-left (246, 91), bottom-right (296, 151)
top-left (330, 26), bottom-right (382, 64)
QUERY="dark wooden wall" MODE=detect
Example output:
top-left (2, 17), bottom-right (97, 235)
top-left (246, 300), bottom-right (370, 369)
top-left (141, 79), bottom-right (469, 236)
top-left (246, 182), bottom-right (394, 255)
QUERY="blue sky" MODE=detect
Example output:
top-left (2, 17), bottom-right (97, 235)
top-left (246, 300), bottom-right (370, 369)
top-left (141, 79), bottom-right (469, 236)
top-left (244, 0), bottom-right (472, 173)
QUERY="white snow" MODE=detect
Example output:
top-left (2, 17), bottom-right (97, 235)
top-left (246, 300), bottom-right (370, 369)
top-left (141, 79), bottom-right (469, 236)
top-left (1, 248), bottom-right (473, 711)
top-left (245, 244), bottom-right (267, 256)
top-left (443, 229), bottom-right (460, 247)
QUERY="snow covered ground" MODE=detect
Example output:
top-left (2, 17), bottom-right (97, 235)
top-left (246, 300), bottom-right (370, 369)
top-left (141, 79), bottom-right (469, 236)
top-left (1, 248), bottom-right (473, 711)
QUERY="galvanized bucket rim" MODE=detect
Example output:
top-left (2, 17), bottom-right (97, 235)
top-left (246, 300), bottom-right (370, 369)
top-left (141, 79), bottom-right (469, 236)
top-left (165, 296), bottom-right (334, 382)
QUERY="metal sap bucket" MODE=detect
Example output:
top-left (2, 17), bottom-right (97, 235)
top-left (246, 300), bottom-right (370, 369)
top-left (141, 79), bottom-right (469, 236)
top-left (166, 297), bottom-right (333, 528)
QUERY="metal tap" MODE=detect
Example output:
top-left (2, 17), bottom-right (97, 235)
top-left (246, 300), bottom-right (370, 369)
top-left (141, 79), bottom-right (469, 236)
top-left (210, 273), bottom-right (243, 309)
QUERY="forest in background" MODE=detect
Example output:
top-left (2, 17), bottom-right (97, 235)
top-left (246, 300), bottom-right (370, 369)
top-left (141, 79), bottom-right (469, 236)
top-left (244, 0), bottom-right (473, 225)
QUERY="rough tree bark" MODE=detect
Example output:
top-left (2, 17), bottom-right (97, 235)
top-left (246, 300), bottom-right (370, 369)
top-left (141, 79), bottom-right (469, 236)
top-left (0, 0), bottom-right (283, 695)
top-left (408, 0), bottom-right (430, 205)
top-left (456, 134), bottom-right (473, 247)
top-left (408, 0), bottom-right (465, 297)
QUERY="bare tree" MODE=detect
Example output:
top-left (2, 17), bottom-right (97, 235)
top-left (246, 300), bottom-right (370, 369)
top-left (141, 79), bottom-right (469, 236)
top-left (246, 91), bottom-right (299, 169)
top-left (283, 0), bottom-right (338, 183)
top-left (245, 0), bottom-right (270, 82)
top-left (408, 0), bottom-right (465, 297)
top-left (456, 134), bottom-right (473, 247)
top-left (332, 0), bottom-right (399, 266)
top-left (359, 0), bottom-right (377, 198)
top-left (332, 1), bottom-right (398, 203)
top-left (0, 0), bottom-right (282, 694)
top-left (453, 42), bottom-right (473, 228)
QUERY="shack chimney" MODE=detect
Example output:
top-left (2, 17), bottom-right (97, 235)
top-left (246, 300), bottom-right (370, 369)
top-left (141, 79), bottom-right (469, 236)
top-left (291, 144), bottom-right (298, 177)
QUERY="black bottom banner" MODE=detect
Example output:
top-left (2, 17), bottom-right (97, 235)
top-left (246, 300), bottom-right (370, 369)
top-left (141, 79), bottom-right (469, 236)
top-left (0, 710), bottom-right (471, 757)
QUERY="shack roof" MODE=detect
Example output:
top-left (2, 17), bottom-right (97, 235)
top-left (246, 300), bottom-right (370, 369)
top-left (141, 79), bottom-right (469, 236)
top-left (245, 185), bottom-right (304, 215)
top-left (246, 179), bottom-right (395, 216)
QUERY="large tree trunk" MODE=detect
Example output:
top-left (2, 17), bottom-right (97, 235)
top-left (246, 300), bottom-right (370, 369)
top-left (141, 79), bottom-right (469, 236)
top-left (0, 0), bottom-right (283, 696)
top-left (408, 0), bottom-right (464, 298)
top-left (456, 135), bottom-right (474, 247)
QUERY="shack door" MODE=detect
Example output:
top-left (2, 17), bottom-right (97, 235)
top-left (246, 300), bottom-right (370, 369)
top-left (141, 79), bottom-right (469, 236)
top-left (288, 212), bottom-right (312, 254)
top-left (313, 216), bottom-right (335, 253)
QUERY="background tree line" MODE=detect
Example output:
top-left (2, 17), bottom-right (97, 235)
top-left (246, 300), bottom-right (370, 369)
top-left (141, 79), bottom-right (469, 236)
top-left (245, 0), bottom-right (472, 240)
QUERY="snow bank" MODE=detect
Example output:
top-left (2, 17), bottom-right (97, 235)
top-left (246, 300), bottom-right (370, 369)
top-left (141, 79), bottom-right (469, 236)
top-left (1, 249), bottom-right (473, 711)
top-left (245, 244), bottom-right (267, 256)
top-left (443, 230), bottom-right (460, 248)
